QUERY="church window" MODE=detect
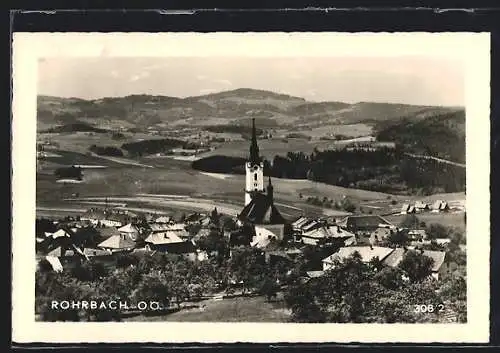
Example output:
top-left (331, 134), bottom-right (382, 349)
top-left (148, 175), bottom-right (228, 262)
top-left (254, 173), bottom-right (257, 181)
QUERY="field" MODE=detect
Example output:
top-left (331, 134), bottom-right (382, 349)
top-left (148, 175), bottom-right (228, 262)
top-left (36, 129), bottom-right (466, 230)
top-left (384, 212), bottom-right (466, 232)
top-left (123, 296), bottom-right (291, 322)
top-left (287, 123), bottom-right (373, 139)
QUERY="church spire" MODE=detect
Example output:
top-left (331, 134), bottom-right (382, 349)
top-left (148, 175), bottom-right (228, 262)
top-left (249, 118), bottom-right (260, 164)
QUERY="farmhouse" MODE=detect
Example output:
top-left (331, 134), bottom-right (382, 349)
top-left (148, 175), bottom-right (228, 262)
top-left (301, 225), bottom-right (356, 246)
top-left (338, 215), bottom-right (394, 232)
top-left (322, 246), bottom-right (395, 271)
top-left (381, 247), bottom-right (447, 280)
top-left (400, 203), bottom-right (415, 215)
top-left (118, 223), bottom-right (140, 241)
top-left (98, 234), bottom-right (136, 253)
top-left (431, 200), bottom-right (449, 213)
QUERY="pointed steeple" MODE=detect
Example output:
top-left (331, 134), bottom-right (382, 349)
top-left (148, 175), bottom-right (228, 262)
top-left (267, 176), bottom-right (274, 202)
top-left (249, 118), bottom-right (260, 164)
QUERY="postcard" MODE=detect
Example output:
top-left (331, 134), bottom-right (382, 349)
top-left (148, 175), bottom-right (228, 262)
top-left (11, 32), bottom-right (490, 343)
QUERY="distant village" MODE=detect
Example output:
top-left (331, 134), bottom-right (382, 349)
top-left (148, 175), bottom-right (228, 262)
top-left (36, 119), bottom-right (464, 286)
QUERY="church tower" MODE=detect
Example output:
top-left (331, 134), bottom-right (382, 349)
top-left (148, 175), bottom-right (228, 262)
top-left (245, 118), bottom-right (265, 206)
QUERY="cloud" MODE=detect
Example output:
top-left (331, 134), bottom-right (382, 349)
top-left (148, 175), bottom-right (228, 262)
top-left (196, 75), bottom-right (208, 81)
top-left (212, 78), bottom-right (232, 86)
top-left (110, 70), bottom-right (119, 78)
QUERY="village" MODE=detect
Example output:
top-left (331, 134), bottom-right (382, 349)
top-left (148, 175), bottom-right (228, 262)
top-left (35, 119), bottom-right (467, 322)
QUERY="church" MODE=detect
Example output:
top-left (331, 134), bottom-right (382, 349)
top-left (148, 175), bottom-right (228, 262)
top-left (236, 118), bottom-right (289, 247)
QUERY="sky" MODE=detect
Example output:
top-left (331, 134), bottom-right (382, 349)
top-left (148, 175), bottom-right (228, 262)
top-left (38, 56), bottom-right (464, 106)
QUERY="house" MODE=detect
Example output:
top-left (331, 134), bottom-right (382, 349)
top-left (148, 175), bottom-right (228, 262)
top-left (337, 215), bottom-right (395, 232)
top-left (322, 246), bottom-right (395, 271)
top-left (44, 256), bottom-right (64, 272)
top-left (102, 213), bottom-right (128, 227)
top-left (154, 215), bottom-right (174, 224)
top-left (80, 209), bottom-right (127, 227)
top-left (51, 228), bottom-right (72, 239)
top-left (400, 203), bottom-right (414, 215)
top-left (431, 200), bottom-right (449, 213)
top-left (400, 203), bottom-right (410, 214)
top-left (291, 216), bottom-right (312, 232)
top-left (415, 201), bottom-right (429, 212)
top-left (117, 223), bottom-right (140, 241)
top-left (407, 229), bottom-right (427, 241)
top-left (381, 247), bottom-right (447, 280)
top-left (144, 231), bottom-right (197, 254)
top-left (301, 225), bottom-right (356, 246)
top-left (97, 234), bottom-right (136, 253)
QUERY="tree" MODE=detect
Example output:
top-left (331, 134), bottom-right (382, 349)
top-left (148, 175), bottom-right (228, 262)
top-left (374, 266), bottom-right (405, 290)
top-left (260, 277), bottom-right (280, 302)
top-left (398, 250), bottom-right (434, 282)
top-left (384, 229), bottom-right (410, 247)
top-left (399, 214), bottom-right (420, 229)
top-left (426, 223), bottom-right (450, 239)
top-left (132, 272), bottom-right (171, 311)
top-left (71, 260), bottom-right (108, 282)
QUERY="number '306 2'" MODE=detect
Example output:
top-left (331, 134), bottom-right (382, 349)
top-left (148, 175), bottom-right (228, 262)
top-left (414, 304), bottom-right (444, 313)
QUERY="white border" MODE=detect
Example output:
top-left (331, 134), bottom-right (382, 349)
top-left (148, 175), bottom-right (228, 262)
top-left (12, 32), bottom-right (490, 343)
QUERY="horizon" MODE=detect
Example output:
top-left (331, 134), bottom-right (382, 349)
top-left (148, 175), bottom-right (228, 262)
top-left (38, 57), bottom-right (465, 107)
top-left (37, 87), bottom-right (464, 109)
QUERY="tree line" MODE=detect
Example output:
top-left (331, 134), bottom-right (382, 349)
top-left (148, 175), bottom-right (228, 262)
top-left (121, 138), bottom-right (202, 157)
top-left (192, 147), bottom-right (465, 195)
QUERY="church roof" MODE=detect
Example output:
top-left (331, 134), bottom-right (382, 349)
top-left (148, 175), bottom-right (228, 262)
top-left (238, 193), bottom-right (287, 225)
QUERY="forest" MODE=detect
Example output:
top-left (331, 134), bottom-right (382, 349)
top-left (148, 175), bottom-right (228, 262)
top-left (121, 138), bottom-right (201, 157)
top-left (191, 148), bottom-right (466, 195)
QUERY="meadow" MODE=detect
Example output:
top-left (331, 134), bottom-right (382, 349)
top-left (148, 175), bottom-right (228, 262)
top-left (123, 296), bottom-right (291, 322)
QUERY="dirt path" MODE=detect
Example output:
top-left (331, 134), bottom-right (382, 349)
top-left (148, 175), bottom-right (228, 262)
top-left (404, 153), bottom-right (466, 168)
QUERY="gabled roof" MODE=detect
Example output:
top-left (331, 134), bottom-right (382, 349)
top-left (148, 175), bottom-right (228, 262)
top-left (422, 250), bottom-right (447, 272)
top-left (52, 229), bottom-right (71, 239)
top-left (339, 215), bottom-right (393, 230)
top-left (382, 248), bottom-right (406, 267)
top-left (415, 201), bottom-right (428, 208)
top-left (144, 231), bottom-right (184, 245)
top-left (118, 223), bottom-right (139, 233)
top-left (46, 246), bottom-right (76, 257)
top-left (302, 225), bottom-right (355, 240)
top-left (323, 246), bottom-right (394, 265)
top-left (431, 200), bottom-right (449, 210)
top-left (238, 193), bottom-right (286, 225)
top-left (44, 256), bottom-right (63, 272)
top-left (98, 235), bottom-right (135, 250)
top-left (292, 216), bottom-right (311, 229)
top-left (381, 248), bottom-right (446, 272)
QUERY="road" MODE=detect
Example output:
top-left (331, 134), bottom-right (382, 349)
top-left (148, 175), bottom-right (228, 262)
top-left (404, 153), bottom-right (466, 168)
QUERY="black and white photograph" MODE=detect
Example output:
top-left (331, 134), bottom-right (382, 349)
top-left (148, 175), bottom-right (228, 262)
top-left (12, 32), bottom-right (490, 343)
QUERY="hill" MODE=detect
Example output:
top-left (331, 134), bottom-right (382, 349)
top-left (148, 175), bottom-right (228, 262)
top-left (375, 109), bottom-right (465, 164)
top-left (37, 89), bottom-right (461, 131)
top-left (41, 122), bottom-right (110, 133)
